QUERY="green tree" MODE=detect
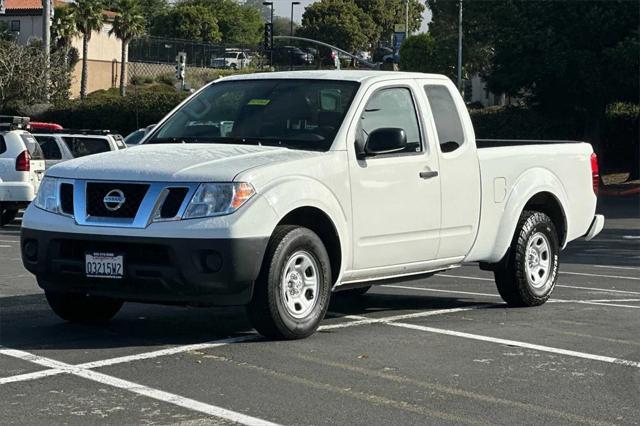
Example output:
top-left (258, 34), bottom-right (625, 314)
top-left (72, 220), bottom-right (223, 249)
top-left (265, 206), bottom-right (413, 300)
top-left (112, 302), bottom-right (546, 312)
top-left (190, 0), bottom-right (263, 45)
top-left (110, 0), bottom-right (146, 96)
top-left (297, 0), bottom-right (377, 52)
top-left (399, 33), bottom-right (440, 73)
top-left (355, 0), bottom-right (424, 46)
top-left (484, 1), bottom-right (639, 151)
top-left (243, 0), bottom-right (271, 22)
top-left (151, 3), bottom-right (221, 43)
top-left (273, 16), bottom-right (298, 37)
top-left (51, 6), bottom-right (79, 67)
top-left (72, 0), bottom-right (105, 99)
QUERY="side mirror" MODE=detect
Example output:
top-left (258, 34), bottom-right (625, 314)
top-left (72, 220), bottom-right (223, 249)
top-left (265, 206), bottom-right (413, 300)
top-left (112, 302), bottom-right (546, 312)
top-left (364, 128), bottom-right (407, 156)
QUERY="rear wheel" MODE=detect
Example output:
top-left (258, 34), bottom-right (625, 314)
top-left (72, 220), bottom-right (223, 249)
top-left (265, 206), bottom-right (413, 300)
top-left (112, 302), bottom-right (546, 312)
top-left (494, 210), bottom-right (559, 307)
top-left (45, 290), bottom-right (123, 323)
top-left (247, 226), bottom-right (332, 340)
top-left (0, 209), bottom-right (18, 226)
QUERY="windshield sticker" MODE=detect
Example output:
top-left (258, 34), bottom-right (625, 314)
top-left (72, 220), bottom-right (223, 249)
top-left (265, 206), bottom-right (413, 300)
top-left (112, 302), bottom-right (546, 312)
top-left (248, 99), bottom-right (271, 106)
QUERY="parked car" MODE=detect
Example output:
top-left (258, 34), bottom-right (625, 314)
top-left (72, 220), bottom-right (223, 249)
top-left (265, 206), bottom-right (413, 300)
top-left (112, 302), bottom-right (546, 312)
top-left (272, 46), bottom-right (313, 66)
top-left (211, 50), bottom-right (250, 69)
top-left (0, 116), bottom-right (45, 226)
top-left (123, 124), bottom-right (156, 147)
top-left (21, 72), bottom-right (604, 340)
top-left (33, 130), bottom-right (126, 164)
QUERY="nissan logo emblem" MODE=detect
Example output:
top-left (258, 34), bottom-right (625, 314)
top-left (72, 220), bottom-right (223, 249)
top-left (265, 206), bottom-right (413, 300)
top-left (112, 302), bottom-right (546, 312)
top-left (103, 189), bottom-right (126, 211)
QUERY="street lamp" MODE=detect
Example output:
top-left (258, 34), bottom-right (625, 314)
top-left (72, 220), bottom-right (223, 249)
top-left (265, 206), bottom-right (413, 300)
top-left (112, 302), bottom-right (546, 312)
top-left (290, 1), bottom-right (300, 37)
top-left (263, 2), bottom-right (274, 67)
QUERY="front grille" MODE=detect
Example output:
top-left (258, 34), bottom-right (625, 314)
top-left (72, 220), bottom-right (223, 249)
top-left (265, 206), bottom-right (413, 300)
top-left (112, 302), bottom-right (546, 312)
top-left (160, 188), bottom-right (189, 218)
top-left (86, 182), bottom-right (149, 218)
top-left (60, 183), bottom-right (74, 215)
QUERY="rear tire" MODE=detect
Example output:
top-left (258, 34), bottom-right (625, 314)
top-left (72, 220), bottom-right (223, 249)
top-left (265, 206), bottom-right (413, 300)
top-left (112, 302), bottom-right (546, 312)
top-left (45, 290), bottom-right (123, 323)
top-left (0, 209), bottom-right (18, 226)
top-left (247, 226), bottom-right (332, 340)
top-left (494, 210), bottom-right (559, 307)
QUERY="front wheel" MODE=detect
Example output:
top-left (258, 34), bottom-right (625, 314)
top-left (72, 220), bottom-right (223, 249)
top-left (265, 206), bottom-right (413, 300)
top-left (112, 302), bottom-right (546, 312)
top-left (247, 226), bottom-right (332, 340)
top-left (494, 210), bottom-right (560, 307)
top-left (0, 209), bottom-right (18, 226)
top-left (45, 290), bottom-right (124, 323)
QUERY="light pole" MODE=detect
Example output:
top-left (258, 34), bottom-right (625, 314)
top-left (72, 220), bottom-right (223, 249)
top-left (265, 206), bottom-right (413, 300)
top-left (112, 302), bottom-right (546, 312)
top-left (263, 2), bottom-right (273, 67)
top-left (290, 1), bottom-right (300, 70)
top-left (457, 0), bottom-right (463, 92)
top-left (404, 0), bottom-right (409, 39)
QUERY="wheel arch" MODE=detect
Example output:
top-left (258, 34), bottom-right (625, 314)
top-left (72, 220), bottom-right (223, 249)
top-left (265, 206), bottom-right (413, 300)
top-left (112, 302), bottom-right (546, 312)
top-left (276, 206), bottom-right (342, 286)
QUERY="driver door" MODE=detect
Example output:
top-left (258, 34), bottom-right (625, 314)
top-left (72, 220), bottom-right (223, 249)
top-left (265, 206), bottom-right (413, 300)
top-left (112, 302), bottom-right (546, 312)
top-left (348, 81), bottom-right (442, 275)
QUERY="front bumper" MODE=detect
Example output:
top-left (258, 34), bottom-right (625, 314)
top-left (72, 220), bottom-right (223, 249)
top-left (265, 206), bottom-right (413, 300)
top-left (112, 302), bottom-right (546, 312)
top-left (0, 182), bottom-right (36, 203)
top-left (21, 228), bottom-right (269, 306)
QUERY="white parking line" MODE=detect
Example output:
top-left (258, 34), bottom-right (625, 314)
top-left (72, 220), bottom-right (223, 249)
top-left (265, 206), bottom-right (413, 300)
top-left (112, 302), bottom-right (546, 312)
top-left (0, 347), bottom-right (279, 426)
top-left (0, 240), bottom-right (17, 243)
top-left (561, 271), bottom-right (640, 281)
top-left (584, 299), bottom-right (640, 303)
top-left (386, 322), bottom-right (640, 368)
top-left (0, 245), bottom-right (12, 248)
top-left (593, 265), bottom-right (640, 271)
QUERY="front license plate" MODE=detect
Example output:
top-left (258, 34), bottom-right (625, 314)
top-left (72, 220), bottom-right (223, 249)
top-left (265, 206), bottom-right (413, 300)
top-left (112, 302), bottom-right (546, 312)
top-left (85, 252), bottom-right (124, 279)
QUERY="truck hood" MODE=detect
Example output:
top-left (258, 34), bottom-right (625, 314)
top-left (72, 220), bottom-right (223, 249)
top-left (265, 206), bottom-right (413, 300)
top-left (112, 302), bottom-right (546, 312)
top-left (46, 144), bottom-right (321, 182)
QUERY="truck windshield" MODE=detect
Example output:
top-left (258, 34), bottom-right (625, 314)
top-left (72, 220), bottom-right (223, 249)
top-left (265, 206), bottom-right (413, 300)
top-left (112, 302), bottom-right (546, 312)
top-left (146, 79), bottom-right (360, 151)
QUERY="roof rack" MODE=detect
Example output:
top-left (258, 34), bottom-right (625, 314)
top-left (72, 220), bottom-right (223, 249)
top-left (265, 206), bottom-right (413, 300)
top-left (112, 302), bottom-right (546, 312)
top-left (0, 116), bottom-right (30, 131)
top-left (50, 128), bottom-right (114, 135)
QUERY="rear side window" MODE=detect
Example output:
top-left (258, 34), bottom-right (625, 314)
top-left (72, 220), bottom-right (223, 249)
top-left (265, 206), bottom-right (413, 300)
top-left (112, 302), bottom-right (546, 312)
top-left (0, 135), bottom-right (6, 154)
top-left (63, 137), bottom-right (110, 157)
top-left (20, 134), bottom-right (45, 160)
top-left (424, 85), bottom-right (465, 153)
top-left (35, 136), bottom-right (62, 160)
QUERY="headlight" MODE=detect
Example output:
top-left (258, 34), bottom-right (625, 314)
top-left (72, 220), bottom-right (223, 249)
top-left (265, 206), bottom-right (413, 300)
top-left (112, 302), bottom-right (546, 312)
top-left (183, 182), bottom-right (255, 219)
top-left (33, 177), bottom-right (63, 214)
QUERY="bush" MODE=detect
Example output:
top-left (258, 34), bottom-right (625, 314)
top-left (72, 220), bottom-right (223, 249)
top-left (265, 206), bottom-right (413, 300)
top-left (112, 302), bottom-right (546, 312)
top-left (34, 91), bottom-right (189, 135)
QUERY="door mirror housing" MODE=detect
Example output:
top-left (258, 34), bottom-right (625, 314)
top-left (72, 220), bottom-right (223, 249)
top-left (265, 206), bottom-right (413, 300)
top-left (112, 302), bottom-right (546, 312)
top-left (364, 128), bottom-right (407, 156)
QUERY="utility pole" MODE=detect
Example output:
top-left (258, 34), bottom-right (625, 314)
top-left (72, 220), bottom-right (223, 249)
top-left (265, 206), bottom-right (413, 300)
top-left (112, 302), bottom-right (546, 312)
top-left (263, 2), bottom-right (274, 67)
top-left (405, 0), bottom-right (409, 39)
top-left (290, 1), bottom-right (300, 71)
top-left (42, 0), bottom-right (51, 101)
top-left (457, 0), bottom-right (463, 93)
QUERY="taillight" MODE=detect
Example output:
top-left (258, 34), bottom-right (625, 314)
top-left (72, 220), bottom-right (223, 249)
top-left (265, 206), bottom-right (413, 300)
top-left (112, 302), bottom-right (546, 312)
top-left (590, 152), bottom-right (599, 196)
top-left (15, 150), bottom-right (30, 172)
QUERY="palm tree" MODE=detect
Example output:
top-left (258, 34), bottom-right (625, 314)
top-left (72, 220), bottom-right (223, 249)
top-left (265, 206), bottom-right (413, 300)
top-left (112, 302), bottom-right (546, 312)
top-left (71, 0), bottom-right (105, 99)
top-left (109, 0), bottom-right (145, 96)
top-left (51, 6), bottom-right (78, 67)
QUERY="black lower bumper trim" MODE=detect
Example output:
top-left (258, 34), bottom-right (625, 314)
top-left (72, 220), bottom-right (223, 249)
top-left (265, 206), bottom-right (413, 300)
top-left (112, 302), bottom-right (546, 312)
top-left (20, 228), bottom-right (269, 306)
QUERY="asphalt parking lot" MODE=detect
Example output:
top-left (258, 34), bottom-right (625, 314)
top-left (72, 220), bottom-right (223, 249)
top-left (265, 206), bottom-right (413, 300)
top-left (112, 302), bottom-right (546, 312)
top-left (1, 196), bottom-right (639, 425)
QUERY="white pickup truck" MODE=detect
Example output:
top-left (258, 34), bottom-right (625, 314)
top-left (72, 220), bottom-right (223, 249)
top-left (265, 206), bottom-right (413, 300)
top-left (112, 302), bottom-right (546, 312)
top-left (21, 71), bottom-right (604, 339)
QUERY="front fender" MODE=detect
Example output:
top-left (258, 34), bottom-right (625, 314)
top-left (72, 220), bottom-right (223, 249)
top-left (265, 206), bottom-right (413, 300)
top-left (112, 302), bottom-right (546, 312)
top-left (487, 167), bottom-right (569, 263)
top-left (260, 175), bottom-right (351, 277)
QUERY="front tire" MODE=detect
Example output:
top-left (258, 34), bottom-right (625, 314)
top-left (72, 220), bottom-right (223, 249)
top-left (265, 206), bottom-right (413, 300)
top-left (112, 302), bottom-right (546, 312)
top-left (494, 210), bottom-right (559, 307)
top-left (247, 226), bottom-right (332, 340)
top-left (45, 290), bottom-right (123, 323)
top-left (0, 209), bottom-right (18, 226)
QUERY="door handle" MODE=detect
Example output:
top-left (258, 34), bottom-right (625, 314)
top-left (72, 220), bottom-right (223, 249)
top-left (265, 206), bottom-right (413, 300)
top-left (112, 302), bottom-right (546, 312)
top-left (419, 170), bottom-right (439, 179)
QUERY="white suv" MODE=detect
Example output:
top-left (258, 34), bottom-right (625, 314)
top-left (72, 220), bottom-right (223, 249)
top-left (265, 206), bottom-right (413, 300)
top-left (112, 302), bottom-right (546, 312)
top-left (0, 117), bottom-right (45, 226)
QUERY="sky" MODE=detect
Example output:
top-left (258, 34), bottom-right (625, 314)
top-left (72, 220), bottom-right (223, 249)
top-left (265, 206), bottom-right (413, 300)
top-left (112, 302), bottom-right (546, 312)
top-left (269, 0), bottom-right (432, 33)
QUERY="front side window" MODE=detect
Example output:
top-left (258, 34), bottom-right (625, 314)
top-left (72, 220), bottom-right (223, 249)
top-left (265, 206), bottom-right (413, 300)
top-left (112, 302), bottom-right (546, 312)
top-left (148, 79), bottom-right (360, 151)
top-left (424, 85), bottom-right (465, 152)
top-left (63, 137), bottom-right (110, 157)
top-left (35, 136), bottom-right (62, 160)
top-left (360, 87), bottom-right (422, 154)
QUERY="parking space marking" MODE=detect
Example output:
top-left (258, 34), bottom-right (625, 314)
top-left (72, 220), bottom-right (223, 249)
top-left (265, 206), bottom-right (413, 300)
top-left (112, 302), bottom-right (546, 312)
top-left (584, 299), bottom-right (640, 303)
top-left (561, 271), bottom-right (640, 281)
top-left (0, 347), bottom-right (279, 426)
top-left (593, 265), bottom-right (640, 271)
top-left (385, 322), bottom-right (640, 368)
top-left (78, 335), bottom-right (259, 369)
top-left (0, 368), bottom-right (65, 385)
top-left (0, 245), bottom-right (12, 248)
top-left (0, 240), bottom-right (18, 243)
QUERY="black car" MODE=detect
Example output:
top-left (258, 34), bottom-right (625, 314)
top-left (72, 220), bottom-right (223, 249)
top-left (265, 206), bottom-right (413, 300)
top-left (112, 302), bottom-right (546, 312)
top-left (271, 46), bottom-right (313, 66)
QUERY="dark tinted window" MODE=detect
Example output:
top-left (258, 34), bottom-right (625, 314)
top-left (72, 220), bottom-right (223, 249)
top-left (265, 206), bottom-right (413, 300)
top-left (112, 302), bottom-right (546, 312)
top-left (424, 85), bottom-right (465, 152)
top-left (124, 129), bottom-right (146, 145)
top-left (0, 136), bottom-right (6, 154)
top-left (35, 136), bottom-right (62, 160)
top-left (149, 79), bottom-right (360, 151)
top-left (20, 134), bottom-right (44, 159)
top-left (63, 137), bottom-right (111, 157)
top-left (361, 87), bottom-right (422, 154)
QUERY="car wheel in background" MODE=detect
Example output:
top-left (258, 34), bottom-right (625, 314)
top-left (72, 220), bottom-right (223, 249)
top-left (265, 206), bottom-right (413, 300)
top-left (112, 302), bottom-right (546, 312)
top-left (247, 225), bottom-right (332, 340)
top-left (494, 210), bottom-right (560, 307)
top-left (0, 209), bottom-right (18, 227)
